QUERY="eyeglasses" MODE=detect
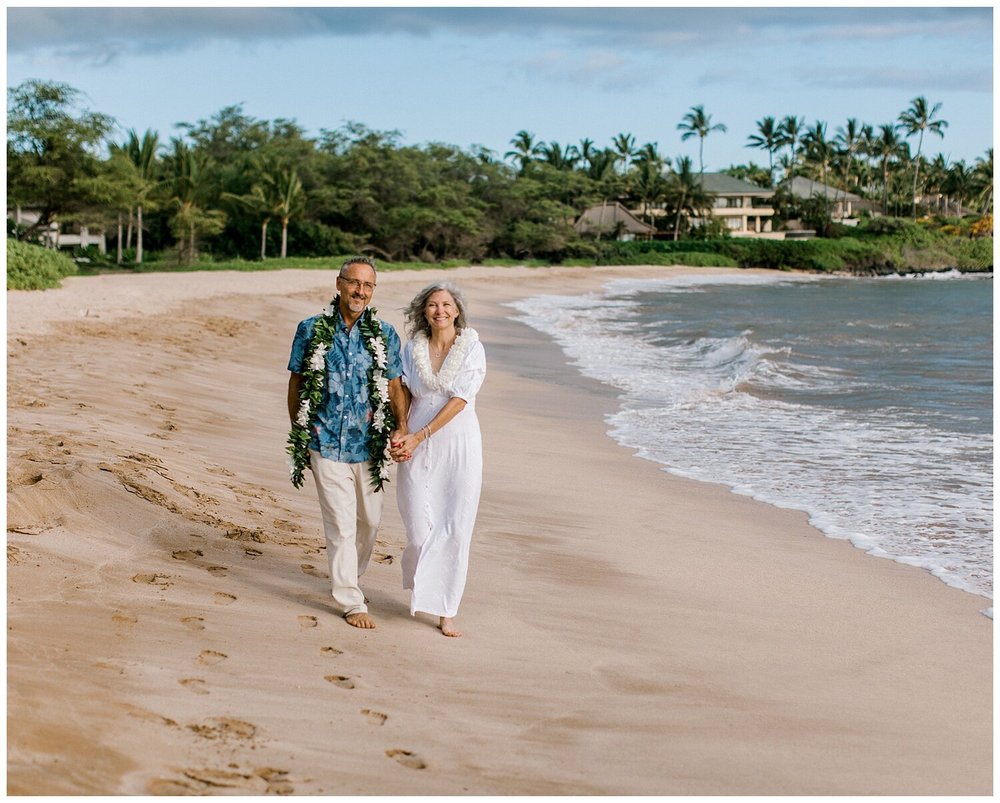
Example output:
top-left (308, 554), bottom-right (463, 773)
top-left (339, 278), bottom-right (376, 292)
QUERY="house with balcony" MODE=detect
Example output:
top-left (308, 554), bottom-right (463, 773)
top-left (642, 172), bottom-right (780, 239)
top-left (696, 173), bottom-right (778, 238)
top-left (781, 176), bottom-right (873, 223)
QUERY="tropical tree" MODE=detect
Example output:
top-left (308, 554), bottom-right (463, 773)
top-left (6, 79), bottom-right (115, 241)
top-left (897, 96), bottom-right (948, 218)
top-left (869, 123), bottom-right (907, 215)
top-left (834, 118), bottom-right (864, 195)
top-left (540, 140), bottom-right (579, 171)
top-left (163, 138), bottom-right (226, 265)
top-left (121, 128), bottom-right (160, 263)
top-left (663, 155), bottom-right (711, 239)
top-left (504, 130), bottom-right (544, 174)
top-left (271, 165), bottom-right (306, 258)
top-left (612, 132), bottom-right (637, 174)
top-left (940, 159), bottom-right (971, 217)
top-left (777, 115), bottom-right (805, 180)
top-left (746, 116), bottom-right (782, 185)
top-left (678, 105), bottom-right (727, 181)
top-left (630, 143), bottom-right (666, 223)
top-left (970, 148), bottom-right (993, 214)
top-left (801, 121), bottom-right (834, 187)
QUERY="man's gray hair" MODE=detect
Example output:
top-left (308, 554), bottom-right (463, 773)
top-left (403, 282), bottom-right (469, 339)
top-left (339, 255), bottom-right (377, 276)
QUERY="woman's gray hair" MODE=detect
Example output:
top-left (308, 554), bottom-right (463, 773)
top-left (403, 282), bottom-right (469, 338)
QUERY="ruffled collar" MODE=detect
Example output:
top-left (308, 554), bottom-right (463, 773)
top-left (412, 328), bottom-right (479, 391)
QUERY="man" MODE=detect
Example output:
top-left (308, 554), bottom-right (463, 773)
top-left (287, 256), bottom-right (407, 629)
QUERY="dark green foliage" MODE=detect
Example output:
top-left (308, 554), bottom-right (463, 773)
top-left (597, 223), bottom-right (992, 274)
top-left (7, 239), bottom-right (78, 289)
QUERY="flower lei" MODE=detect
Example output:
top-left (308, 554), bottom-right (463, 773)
top-left (412, 328), bottom-right (479, 391)
top-left (287, 297), bottom-right (397, 492)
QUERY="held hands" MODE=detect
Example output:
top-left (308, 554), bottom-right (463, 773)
top-left (389, 429), bottom-right (415, 463)
top-left (389, 426), bottom-right (433, 463)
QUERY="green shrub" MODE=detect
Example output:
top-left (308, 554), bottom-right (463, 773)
top-left (7, 239), bottom-right (78, 290)
top-left (954, 238), bottom-right (994, 272)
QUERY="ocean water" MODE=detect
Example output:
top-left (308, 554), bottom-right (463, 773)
top-left (509, 270), bottom-right (993, 613)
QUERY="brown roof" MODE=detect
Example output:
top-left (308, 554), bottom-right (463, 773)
top-left (574, 201), bottom-right (656, 235)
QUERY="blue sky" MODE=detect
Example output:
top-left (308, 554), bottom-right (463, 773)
top-left (5, 5), bottom-right (994, 172)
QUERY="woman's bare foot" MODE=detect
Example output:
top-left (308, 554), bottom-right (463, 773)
top-left (439, 617), bottom-right (461, 637)
top-left (345, 612), bottom-right (376, 629)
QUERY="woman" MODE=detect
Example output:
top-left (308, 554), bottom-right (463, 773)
top-left (391, 283), bottom-right (486, 637)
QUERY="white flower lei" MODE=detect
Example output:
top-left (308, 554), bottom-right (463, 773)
top-left (412, 328), bottom-right (479, 391)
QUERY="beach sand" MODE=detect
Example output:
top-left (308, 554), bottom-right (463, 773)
top-left (6, 265), bottom-right (992, 795)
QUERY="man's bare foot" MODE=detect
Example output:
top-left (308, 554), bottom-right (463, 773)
top-left (345, 612), bottom-right (376, 629)
top-left (439, 617), bottom-right (461, 637)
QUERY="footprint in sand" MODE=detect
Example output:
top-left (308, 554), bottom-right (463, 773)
top-left (181, 616), bottom-right (205, 631)
top-left (179, 678), bottom-right (210, 695)
top-left (373, 553), bottom-right (394, 565)
top-left (206, 565), bottom-right (228, 576)
top-left (386, 749), bottom-right (427, 770)
top-left (132, 572), bottom-right (173, 587)
top-left (172, 549), bottom-right (204, 562)
top-left (300, 564), bottom-right (328, 579)
top-left (323, 675), bottom-right (356, 689)
top-left (111, 612), bottom-right (138, 625)
top-left (196, 650), bottom-right (227, 667)
top-left (213, 592), bottom-right (237, 605)
top-left (361, 709), bottom-right (387, 726)
top-left (187, 717), bottom-right (257, 742)
top-left (298, 615), bottom-right (318, 629)
top-left (320, 646), bottom-right (343, 656)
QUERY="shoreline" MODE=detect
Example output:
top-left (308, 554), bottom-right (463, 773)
top-left (7, 265), bottom-right (992, 794)
top-left (505, 270), bottom-right (993, 610)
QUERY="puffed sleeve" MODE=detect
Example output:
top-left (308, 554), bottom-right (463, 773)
top-left (451, 341), bottom-right (486, 403)
top-left (400, 339), bottom-right (415, 390)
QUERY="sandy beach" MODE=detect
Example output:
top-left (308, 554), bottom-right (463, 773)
top-left (6, 264), bottom-right (992, 795)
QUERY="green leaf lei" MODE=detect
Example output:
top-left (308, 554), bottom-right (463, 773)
top-left (287, 297), bottom-right (397, 492)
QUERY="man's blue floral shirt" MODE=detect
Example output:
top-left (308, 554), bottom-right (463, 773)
top-left (288, 310), bottom-right (402, 463)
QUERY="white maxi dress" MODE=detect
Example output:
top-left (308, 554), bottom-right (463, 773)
top-left (397, 328), bottom-right (486, 618)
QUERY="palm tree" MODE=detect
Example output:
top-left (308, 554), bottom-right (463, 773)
top-left (612, 132), bottom-right (637, 174)
top-left (940, 159), bottom-right (971, 217)
top-left (165, 138), bottom-right (225, 265)
top-left (664, 155), bottom-right (710, 239)
top-left (631, 143), bottom-right (666, 224)
top-left (801, 121), bottom-right (834, 187)
top-left (122, 128), bottom-right (160, 263)
top-left (271, 165), bottom-right (306, 258)
top-left (898, 96), bottom-right (948, 218)
top-left (870, 124), bottom-right (906, 215)
top-left (834, 118), bottom-right (864, 195)
top-left (504, 130), bottom-right (544, 174)
top-left (677, 105), bottom-right (727, 180)
top-left (970, 148), bottom-right (993, 214)
top-left (746, 116), bottom-right (782, 185)
top-left (777, 115), bottom-right (805, 180)
top-left (540, 141), bottom-right (579, 171)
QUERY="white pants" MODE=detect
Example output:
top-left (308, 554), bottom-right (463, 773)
top-left (309, 451), bottom-right (383, 615)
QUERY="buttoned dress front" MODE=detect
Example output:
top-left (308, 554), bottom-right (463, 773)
top-left (397, 328), bottom-right (486, 618)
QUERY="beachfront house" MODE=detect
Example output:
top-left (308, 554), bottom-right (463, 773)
top-left (781, 176), bottom-right (870, 224)
top-left (696, 173), bottom-right (778, 238)
top-left (7, 206), bottom-right (107, 253)
top-left (574, 201), bottom-right (656, 241)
